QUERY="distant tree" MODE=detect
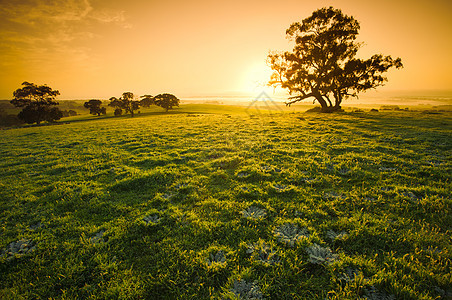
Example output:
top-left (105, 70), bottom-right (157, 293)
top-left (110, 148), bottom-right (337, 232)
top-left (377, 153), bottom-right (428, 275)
top-left (154, 93), bottom-right (180, 112)
top-left (114, 108), bottom-right (123, 116)
top-left (109, 92), bottom-right (140, 117)
top-left (84, 99), bottom-right (106, 116)
top-left (61, 110), bottom-right (78, 117)
top-left (0, 105), bottom-right (23, 127)
top-left (44, 107), bottom-right (64, 122)
top-left (10, 81), bottom-right (63, 124)
top-left (268, 7), bottom-right (403, 112)
top-left (140, 94), bottom-right (155, 107)
top-left (109, 97), bottom-right (123, 115)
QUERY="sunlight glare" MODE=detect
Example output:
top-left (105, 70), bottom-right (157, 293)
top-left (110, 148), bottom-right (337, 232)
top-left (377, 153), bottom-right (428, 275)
top-left (241, 62), bottom-right (274, 95)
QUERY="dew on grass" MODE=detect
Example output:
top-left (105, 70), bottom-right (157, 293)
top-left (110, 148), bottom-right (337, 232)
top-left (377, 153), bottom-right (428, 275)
top-left (247, 240), bottom-right (280, 265)
top-left (364, 197), bottom-right (376, 202)
top-left (1, 239), bottom-right (36, 261)
top-left (306, 243), bottom-right (338, 265)
top-left (326, 230), bottom-right (348, 241)
top-left (206, 250), bottom-right (226, 266)
top-left (273, 184), bottom-right (291, 192)
top-left (337, 167), bottom-right (351, 176)
top-left (302, 178), bottom-right (317, 184)
top-left (143, 214), bottom-right (160, 224)
top-left (261, 165), bottom-right (272, 172)
top-left (237, 172), bottom-right (250, 178)
top-left (230, 279), bottom-right (263, 300)
top-left (323, 191), bottom-right (344, 200)
top-left (325, 162), bottom-right (338, 171)
top-left (174, 183), bottom-right (188, 190)
top-left (162, 193), bottom-right (174, 200)
top-left (90, 230), bottom-right (106, 244)
top-left (293, 210), bottom-right (303, 218)
top-left (433, 286), bottom-right (452, 298)
top-left (425, 246), bottom-right (442, 254)
top-left (401, 191), bottom-right (417, 199)
top-left (242, 206), bottom-right (267, 219)
top-left (379, 167), bottom-right (397, 172)
top-left (364, 286), bottom-right (396, 300)
top-left (28, 222), bottom-right (44, 230)
top-left (337, 267), bottom-right (360, 283)
top-left (274, 223), bottom-right (309, 247)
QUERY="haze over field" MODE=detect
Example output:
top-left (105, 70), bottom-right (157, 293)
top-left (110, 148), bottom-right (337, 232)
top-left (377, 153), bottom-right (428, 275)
top-left (1, 0), bottom-right (451, 102)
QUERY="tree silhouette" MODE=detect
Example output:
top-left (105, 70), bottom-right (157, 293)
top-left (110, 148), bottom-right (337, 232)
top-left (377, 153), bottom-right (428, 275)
top-left (268, 7), bottom-right (403, 112)
top-left (109, 92), bottom-right (140, 117)
top-left (84, 99), bottom-right (106, 116)
top-left (154, 93), bottom-right (180, 112)
top-left (140, 94), bottom-right (155, 107)
top-left (10, 81), bottom-right (63, 124)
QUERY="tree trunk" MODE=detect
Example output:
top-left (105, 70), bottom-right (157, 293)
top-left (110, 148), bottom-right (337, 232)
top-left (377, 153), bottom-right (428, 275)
top-left (331, 91), bottom-right (343, 112)
top-left (313, 92), bottom-right (330, 112)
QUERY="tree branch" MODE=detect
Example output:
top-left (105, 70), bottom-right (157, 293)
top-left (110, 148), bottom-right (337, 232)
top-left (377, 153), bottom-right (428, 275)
top-left (323, 94), bottom-right (333, 107)
top-left (286, 93), bottom-right (314, 106)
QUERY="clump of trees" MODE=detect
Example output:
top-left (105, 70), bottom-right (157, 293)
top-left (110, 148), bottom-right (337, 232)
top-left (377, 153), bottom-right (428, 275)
top-left (0, 103), bottom-right (23, 127)
top-left (10, 82), bottom-right (63, 124)
top-left (84, 100), bottom-right (106, 116)
top-left (106, 92), bottom-right (180, 116)
top-left (8, 83), bottom-right (181, 126)
top-left (267, 7), bottom-right (403, 112)
top-left (61, 110), bottom-right (78, 117)
top-left (109, 92), bottom-right (141, 117)
top-left (153, 93), bottom-right (180, 112)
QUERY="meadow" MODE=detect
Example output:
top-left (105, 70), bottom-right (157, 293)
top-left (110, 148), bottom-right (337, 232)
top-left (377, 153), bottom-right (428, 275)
top-left (0, 104), bottom-right (451, 299)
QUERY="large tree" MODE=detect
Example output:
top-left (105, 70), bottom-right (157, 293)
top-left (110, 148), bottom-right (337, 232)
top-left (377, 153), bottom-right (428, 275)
top-left (140, 94), bottom-right (155, 108)
top-left (84, 99), bottom-right (106, 116)
top-left (10, 81), bottom-right (63, 124)
top-left (153, 93), bottom-right (180, 112)
top-left (109, 92), bottom-right (140, 117)
top-left (268, 7), bottom-right (403, 112)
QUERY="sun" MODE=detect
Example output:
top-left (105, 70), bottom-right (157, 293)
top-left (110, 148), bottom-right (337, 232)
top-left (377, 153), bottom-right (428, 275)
top-left (241, 62), bottom-right (274, 95)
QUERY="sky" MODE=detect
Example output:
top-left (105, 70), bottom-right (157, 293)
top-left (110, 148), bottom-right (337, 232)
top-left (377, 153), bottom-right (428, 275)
top-left (0, 0), bottom-right (451, 100)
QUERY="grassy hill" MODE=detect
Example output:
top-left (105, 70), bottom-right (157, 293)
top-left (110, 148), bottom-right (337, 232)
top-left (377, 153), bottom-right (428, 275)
top-left (1, 105), bottom-right (451, 299)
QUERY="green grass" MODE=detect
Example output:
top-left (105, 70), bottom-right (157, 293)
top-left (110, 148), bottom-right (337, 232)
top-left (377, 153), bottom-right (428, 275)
top-left (1, 105), bottom-right (451, 299)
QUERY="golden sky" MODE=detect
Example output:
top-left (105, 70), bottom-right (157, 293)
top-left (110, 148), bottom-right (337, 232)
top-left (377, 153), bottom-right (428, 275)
top-left (1, 0), bottom-right (451, 99)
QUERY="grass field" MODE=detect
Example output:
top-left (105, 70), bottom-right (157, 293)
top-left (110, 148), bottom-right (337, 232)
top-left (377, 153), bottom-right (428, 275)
top-left (1, 104), bottom-right (451, 299)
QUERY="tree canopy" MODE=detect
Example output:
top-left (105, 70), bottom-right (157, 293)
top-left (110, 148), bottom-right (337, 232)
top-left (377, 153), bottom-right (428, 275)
top-left (140, 95), bottom-right (155, 108)
top-left (109, 92), bottom-right (140, 117)
top-left (10, 82), bottom-right (63, 124)
top-left (84, 100), bottom-right (106, 116)
top-left (268, 7), bottom-right (403, 112)
top-left (153, 94), bottom-right (180, 112)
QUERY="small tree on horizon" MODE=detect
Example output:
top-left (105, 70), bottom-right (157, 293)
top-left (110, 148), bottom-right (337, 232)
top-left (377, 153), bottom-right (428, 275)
top-left (84, 99), bottom-right (106, 116)
top-left (10, 81), bottom-right (63, 124)
top-left (109, 92), bottom-right (140, 117)
top-left (267, 7), bottom-right (403, 112)
top-left (154, 93), bottom-right (180, 112)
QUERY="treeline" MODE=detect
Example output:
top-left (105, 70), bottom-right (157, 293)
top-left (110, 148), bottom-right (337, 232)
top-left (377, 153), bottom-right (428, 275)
top-left (3, 82), bottom-right (180, 126)
top-left (85, 92), bottom-right (180, 117)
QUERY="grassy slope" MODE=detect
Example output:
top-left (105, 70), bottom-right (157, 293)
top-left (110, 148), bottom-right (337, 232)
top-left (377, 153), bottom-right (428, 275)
top-left (0, 105), bottom-right (451, 299)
